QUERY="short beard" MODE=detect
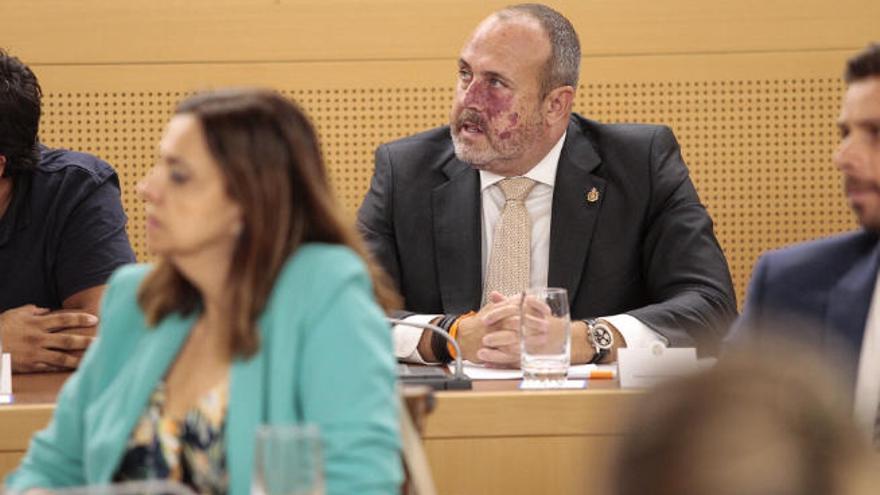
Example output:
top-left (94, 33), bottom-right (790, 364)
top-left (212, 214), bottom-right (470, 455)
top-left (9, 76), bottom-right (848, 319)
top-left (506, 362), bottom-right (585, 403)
top-left (451, 129), bottom-right (496, 167)
top-left (449, 112), bottom-right (543, 169)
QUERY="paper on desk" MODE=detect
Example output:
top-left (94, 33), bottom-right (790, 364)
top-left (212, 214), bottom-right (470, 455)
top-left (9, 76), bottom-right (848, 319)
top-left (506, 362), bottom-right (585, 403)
top-left (0, 353), bottom-right (12, 405)
top-left (449, 361), bottom-right (616, 380)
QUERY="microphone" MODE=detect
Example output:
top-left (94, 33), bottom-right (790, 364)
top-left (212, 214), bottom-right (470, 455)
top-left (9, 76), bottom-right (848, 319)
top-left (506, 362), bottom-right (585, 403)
top-left (389, 318), bottom-right (472, 390)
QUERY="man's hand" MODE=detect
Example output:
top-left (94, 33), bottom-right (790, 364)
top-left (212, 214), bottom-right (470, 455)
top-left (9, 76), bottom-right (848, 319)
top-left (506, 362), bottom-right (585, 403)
top-left (457, 291), bottom-right (522, 367)
top-left (0, 304), bottom-right (97, 373)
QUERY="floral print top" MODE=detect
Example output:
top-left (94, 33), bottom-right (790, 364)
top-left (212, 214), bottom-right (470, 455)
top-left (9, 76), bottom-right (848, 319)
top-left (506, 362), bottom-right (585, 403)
top-left (114, 378), bottom-right (229, 494)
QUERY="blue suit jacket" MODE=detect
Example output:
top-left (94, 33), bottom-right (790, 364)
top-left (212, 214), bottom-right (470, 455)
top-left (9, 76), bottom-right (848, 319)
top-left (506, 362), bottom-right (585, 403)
top-left (730, 230), bottom-right (880, 390)
top-left (6, 244), bottom-right (402, 495)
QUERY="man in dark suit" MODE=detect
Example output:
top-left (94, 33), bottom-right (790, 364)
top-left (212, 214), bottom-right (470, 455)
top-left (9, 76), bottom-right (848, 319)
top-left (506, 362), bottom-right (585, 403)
top-left (731, 43), bottom-right (880, 437)
top-left (358, 4), bottom-right (736, 365)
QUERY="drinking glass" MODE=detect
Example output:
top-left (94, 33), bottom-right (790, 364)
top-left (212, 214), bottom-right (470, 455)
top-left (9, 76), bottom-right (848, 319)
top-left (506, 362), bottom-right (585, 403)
top-left (252, 424), bottom-right (325, 495)
top-left (520, 287), bottom-right (571, 387)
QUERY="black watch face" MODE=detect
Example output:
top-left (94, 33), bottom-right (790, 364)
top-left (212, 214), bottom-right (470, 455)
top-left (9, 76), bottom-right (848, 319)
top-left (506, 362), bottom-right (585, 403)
top-left (593, 327), bottom-right (613, 349)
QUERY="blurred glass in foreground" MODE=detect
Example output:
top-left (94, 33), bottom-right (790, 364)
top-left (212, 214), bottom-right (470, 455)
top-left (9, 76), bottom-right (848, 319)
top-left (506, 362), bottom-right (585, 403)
top-left (252, 424), bottom-right (324, 495)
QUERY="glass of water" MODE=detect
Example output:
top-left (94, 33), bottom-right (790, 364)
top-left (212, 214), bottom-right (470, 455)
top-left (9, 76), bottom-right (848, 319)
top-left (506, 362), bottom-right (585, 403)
top-left (520, 287), bottom-right (571, 387)
top-left (252, 424), bottom-right (325, 495)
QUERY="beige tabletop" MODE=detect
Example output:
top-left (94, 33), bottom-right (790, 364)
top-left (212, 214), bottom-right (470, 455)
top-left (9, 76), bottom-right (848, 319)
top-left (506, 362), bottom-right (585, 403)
top-left (1, 371), bottom-right (640, 494)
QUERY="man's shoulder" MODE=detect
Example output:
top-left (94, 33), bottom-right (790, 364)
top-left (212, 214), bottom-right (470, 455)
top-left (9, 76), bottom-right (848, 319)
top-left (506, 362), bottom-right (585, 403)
top-left (29, 147), bottom-right (121, 209)
top-left (568, 113), bottom-right (671, 146)
top-left (753, 231), bottom-right (878, 294)
top-left (762, 230), bottom-right (875, 271)
top-left (733, 230), bottom-right (876, 342)
top-left (38, 146), bottom-right (117, 184)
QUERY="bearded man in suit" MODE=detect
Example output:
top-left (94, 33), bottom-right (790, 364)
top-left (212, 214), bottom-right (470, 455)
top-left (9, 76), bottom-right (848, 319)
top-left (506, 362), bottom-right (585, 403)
top-left (358, 4), bottom-right (736, 366)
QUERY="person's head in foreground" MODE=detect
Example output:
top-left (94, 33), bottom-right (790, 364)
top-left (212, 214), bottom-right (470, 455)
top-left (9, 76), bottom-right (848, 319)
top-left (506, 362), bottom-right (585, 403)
top-left (613, 341), bottom-right (879, 495)
top-left (138, 88), bottom-right (398, 342)
top-left (5, 89), bottom-right (402, 495)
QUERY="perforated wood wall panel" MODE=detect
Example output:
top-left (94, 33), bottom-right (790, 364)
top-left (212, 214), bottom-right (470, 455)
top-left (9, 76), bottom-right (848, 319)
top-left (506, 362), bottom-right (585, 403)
top-left (40, 93), bottom-right (176, 259)
top-left (17, 0), bottom-right (876, 309)
top-left (578, 78), bottom-right (857, 305)
top-left (289, 87), bottom-right (454, 215)
top-left (38, 87), bottom-right (458, 262)
top-left (37, 73), bottom-right (856, 307)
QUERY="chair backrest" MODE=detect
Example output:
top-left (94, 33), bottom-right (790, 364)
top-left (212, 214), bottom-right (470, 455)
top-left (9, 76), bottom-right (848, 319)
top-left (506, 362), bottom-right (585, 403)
top-left (400, 385), bottom-right (437, 495)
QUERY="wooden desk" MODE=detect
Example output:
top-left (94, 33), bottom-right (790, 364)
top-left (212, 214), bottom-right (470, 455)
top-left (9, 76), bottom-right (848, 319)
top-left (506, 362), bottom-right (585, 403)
top-left (0, 374), bottom-right (642, 494)
top-left (0, 372), bottom-right (69, 478)
top-left (423, 380), bottom-right (642, 495)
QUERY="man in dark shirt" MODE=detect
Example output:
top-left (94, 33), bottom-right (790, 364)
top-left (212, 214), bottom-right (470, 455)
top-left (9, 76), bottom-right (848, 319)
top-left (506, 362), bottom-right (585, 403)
top-left (0, 49), bottom-right (135, 372)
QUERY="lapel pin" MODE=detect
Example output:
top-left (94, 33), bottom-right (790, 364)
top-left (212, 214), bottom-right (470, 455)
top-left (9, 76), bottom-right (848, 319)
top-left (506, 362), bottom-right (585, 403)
top-left (586, 187), bottom-right (600, 204)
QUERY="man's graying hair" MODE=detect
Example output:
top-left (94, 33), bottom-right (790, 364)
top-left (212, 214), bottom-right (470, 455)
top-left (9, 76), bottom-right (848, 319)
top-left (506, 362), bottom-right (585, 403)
top-left (844, 43), bottom-right (880, 83)
top-left (497, 3), bottom-right (581, 98)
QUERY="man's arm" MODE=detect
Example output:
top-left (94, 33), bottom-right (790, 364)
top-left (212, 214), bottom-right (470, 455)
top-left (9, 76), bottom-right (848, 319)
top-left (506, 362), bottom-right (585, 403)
top-left (357, 145), bottom-right (402, 288)
top-left (0, 285), bottom-right (100, 372)
top-left (359, 145), bottom-right (440, 362)
top-left (53, 173), bottom-right (135, 304)
top-left (628, 126), bottom-right (738, 354)
top-left (62, 285), bottom-right (103, 315)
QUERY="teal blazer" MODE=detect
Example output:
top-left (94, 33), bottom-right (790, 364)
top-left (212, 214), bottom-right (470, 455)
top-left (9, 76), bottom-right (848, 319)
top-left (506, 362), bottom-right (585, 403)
top-left (6, 244), bottom-right (402, 495)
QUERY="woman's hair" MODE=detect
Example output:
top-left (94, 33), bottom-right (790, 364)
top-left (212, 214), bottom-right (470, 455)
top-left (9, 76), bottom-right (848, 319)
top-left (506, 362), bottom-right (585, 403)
top-left (137, 88), bottom-right (399, 357)
top-left (613, 340), bottom-right (879, 495)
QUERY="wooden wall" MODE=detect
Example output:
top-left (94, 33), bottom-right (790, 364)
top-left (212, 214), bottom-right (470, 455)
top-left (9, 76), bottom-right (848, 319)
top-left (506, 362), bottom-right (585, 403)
top-left (2, 0), bottom-right (879, 307)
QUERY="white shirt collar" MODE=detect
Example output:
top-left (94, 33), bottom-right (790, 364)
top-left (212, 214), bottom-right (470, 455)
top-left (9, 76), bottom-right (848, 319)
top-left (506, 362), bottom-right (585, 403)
top-left (479, 131), bottom-right (566, 191)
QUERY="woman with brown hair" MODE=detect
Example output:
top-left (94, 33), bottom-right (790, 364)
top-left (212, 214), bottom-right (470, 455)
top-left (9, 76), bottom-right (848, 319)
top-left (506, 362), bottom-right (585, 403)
top-left (5, 89), bottom-right (402, 495)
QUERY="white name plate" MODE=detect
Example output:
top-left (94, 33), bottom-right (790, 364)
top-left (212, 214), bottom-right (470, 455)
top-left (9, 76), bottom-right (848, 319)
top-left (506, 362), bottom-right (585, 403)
top-left (618, 345), bottom-right (698, 389)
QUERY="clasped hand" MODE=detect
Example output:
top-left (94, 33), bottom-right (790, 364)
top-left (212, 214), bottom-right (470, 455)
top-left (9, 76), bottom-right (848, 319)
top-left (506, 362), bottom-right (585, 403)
top-left (457, 291), bottom-right (553, 368)
top-left (0, 304), bottom-right (98, 372)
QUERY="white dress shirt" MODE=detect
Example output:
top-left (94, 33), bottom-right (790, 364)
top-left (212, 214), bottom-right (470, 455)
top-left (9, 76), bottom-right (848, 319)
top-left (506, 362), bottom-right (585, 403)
top-left (853, 270), bottom-right (880, 440)
top-left (395, 133), bottom-right (666, 362)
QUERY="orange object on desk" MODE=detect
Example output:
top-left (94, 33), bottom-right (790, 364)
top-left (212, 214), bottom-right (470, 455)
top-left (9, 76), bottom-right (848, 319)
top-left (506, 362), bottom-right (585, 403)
top-left (587, 370), bottom-right (615, 380)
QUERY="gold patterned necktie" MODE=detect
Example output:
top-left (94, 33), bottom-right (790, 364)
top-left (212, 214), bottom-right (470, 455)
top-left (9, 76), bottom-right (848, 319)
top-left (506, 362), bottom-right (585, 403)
top-left (483, 177), bottom-right (537, 304)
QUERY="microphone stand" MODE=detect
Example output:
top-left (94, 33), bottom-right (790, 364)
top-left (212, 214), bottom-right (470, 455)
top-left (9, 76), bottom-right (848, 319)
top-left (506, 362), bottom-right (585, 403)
top-left (389, 318), bottom-right (472, 390)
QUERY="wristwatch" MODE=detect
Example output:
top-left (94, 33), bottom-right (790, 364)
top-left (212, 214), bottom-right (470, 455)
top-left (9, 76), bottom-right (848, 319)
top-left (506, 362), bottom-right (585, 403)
top-left (584, 318), bottom-right (614, 364)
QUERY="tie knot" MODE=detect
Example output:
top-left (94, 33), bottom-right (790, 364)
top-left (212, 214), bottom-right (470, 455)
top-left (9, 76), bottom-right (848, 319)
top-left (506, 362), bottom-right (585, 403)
top-left (498, 177), bottom-right (536, 202)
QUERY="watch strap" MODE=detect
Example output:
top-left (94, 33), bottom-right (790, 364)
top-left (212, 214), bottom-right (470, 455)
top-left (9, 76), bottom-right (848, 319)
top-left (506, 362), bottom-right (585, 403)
top-left (583, 318), bottom-right (610, 364)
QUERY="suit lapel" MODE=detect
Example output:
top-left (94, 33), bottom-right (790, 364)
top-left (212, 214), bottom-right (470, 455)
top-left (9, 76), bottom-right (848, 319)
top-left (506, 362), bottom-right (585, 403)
top-left (825, 238), bottom-right (880, 385)
top-left (548, 122), bottom-right (605, 302)
top-left (432, 158), bottom-right (482, 312)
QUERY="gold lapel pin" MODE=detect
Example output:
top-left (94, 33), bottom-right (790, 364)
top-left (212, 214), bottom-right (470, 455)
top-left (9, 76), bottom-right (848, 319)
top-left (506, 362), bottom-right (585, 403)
top-left (586, 187), bottom-right (600, 203)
